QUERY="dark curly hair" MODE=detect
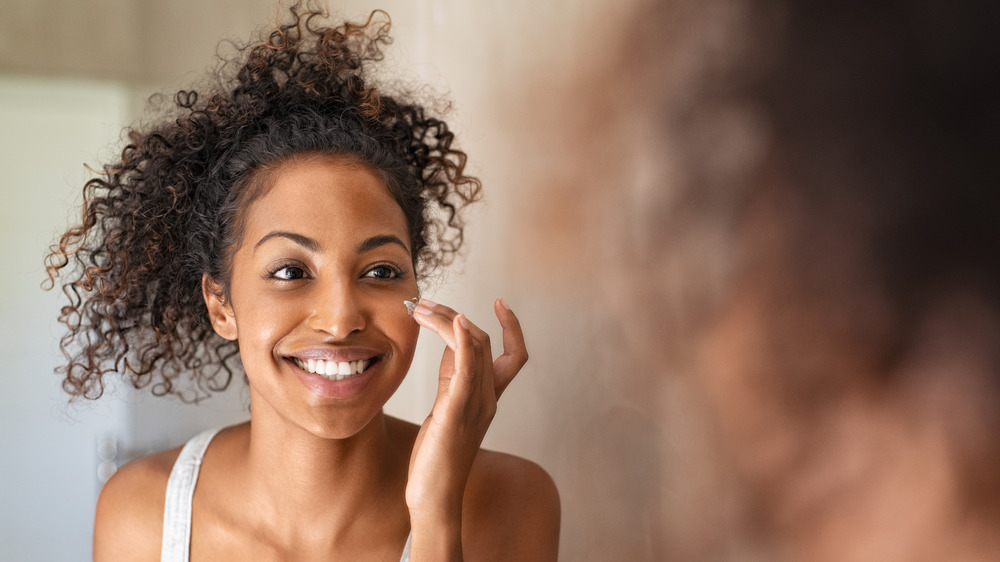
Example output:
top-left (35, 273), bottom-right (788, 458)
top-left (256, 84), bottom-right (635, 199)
top-left (43, 5), bottom-right (482, 402)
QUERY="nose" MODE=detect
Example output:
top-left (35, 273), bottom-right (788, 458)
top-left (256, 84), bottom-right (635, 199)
top-left (307, 279), bottom-right (366, 339)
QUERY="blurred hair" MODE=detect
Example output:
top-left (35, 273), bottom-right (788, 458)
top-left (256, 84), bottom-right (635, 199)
top-left (757, 0), bottom-right (1000, 364)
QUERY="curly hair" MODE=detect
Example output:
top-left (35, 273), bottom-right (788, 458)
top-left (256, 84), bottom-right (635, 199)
top-left (43, 5), bottom-right (482, 402)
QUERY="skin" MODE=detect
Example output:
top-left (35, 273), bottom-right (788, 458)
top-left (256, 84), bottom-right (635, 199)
top-left (93, 154), bottom-right (560, 561)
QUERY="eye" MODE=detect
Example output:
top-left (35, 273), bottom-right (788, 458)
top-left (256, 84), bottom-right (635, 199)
top-left (364, 264), bottom-right (403, 280)
top-left (269, 264), bottom-right (307, 281)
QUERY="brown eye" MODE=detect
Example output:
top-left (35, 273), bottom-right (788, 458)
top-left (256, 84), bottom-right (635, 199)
top-left (364, 265), bottom-right (401, 280)
top-left (272, 265), bottom-right (306, 280)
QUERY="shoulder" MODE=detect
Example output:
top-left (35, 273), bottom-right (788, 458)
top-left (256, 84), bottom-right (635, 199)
top-left (463, 449), bottom-right (561, 561)
top-left (384, 416), bottom-right (560, 559)
top-left (93, 446), bottom-right (181, 562)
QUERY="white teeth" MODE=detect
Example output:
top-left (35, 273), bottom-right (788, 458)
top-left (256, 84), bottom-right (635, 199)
top-left (293, 357), bottom-right (371, 380)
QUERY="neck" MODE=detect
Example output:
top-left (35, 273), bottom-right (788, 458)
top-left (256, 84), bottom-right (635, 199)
top-left (239, 401), bottom-right (409, 540)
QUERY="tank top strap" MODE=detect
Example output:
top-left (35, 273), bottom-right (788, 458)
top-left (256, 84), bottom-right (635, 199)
top-left (400, 531), bottom-right (411, 562)
top-left (159, 426), bottom-right (411, 561)
top-left (160, 427), bottom-right (223, 562)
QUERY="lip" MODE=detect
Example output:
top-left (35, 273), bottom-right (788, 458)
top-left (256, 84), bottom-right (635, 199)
top-left (285, 354), bottom-right (383, 400)
top-left (286, 347), bottom-right (382, 362)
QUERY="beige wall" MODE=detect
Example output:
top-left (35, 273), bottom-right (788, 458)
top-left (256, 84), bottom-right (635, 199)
top-left (0, 0), bottom-right (142, 80)
top-left (2, 1), bottom-right (680, 559)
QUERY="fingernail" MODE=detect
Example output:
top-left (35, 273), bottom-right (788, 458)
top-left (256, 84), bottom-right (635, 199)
top-left (498, 297), bottom-right (511, 311)
top-left (419, 298), bottom-right (438, 308)
top-left (458, 314), bottom-right (471, 329)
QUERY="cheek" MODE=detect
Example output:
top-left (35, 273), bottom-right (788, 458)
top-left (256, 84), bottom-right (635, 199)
top-left (230, 285), bottom-right (298, 350)
top-left (378, 298), bottom-right (420, 351)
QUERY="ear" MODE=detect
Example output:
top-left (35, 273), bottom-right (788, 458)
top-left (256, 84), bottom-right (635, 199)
top-left (202, 273), bottom-right (238, 341)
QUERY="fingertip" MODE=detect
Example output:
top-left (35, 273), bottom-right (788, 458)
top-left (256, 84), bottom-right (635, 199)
top-left (495, 297), bottom-right (515, 320)
top-left (411, 310), bottom-right (440, 334)
top-left (410, 311), bottom-right (427, 327)
top-left (452, 314), bottom-right (471, 353)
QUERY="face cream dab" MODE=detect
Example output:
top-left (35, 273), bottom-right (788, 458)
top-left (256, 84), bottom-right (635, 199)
top-left (404, 297), bottom-right (419, 316)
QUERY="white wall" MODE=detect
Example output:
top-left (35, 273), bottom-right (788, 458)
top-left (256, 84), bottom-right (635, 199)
top-left (0, 77), bottom-right (131, 561)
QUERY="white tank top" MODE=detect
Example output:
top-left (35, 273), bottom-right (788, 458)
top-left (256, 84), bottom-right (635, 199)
top-left (160, 428), bottom-right (411, 561)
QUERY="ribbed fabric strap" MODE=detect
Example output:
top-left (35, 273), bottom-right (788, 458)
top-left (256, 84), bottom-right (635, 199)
top-left (160, 428), bottom-right (222, 562)
top-left (400, 532), bottom-right (411, 562)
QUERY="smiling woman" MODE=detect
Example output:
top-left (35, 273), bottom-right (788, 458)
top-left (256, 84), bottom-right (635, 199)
top-left (206, 155), bottom-right (422, 436)
top-left (43, 5), bottom-right (558, 561)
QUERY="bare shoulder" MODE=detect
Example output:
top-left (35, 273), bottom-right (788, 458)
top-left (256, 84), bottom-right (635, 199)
top-left (93, 446), bottom-right (181, 562)
top-left (384, 416), bottom-right (560, 559)
top-left (463, 449), bottom-right (561, 561)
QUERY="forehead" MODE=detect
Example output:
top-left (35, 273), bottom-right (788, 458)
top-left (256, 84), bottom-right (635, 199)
top-left (241, 155), bottom-right (410, 250)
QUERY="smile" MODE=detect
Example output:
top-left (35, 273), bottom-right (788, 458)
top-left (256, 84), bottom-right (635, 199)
top-left (292, 357), bottom-right (373, 380)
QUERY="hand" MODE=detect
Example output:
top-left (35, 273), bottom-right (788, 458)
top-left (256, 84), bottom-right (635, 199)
top-left (405, 298), bottom-right (528, 524)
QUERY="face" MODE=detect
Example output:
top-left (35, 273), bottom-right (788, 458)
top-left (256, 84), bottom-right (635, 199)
top-left (204, 154), bottom-right (420, 439)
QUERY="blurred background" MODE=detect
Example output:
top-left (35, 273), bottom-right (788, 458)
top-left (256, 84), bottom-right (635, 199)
top-left (3, 0), bottom-right (999, 560)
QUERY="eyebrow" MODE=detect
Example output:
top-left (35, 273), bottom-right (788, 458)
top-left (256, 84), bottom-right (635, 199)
top-left (357, 234), bottom-right (410, 255)
top-left (252, 231), bottom-right (410, 255)
top-left (253, 231), bottom-right (320, 253)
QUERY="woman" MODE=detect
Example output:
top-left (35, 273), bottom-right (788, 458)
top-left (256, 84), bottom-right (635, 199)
top-left (45, 6), bottom-right (559, 561)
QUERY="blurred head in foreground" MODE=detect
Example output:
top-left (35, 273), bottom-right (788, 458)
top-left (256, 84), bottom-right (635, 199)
top-left (521, 0), bottom-right (1000, 558)
top-left (691, 2), bottom-right (1000, 558)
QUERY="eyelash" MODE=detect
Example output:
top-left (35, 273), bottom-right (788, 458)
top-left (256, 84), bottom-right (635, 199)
top-left (364, 263), bottom-right (406, 281)
top-left (262, 262), bottom-right (408, 282)
top-left (264, 262), bottom-right (308, 281)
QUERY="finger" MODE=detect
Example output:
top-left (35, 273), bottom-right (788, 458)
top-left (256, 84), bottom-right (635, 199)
top-left (412, 298), bottom-right (460, 349)
top-left (492, 297), bottom-right (528, 397)
top-left (434, 347), bottom-right (456, 398)
top-left (450, 313), bottom-right (482, 401)
top-left (448, 312), bottom-right (495, 403)
top-left (459, 314), bottom-right (490, 391)
top-left (414, 298), bottom-right (494, 356)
